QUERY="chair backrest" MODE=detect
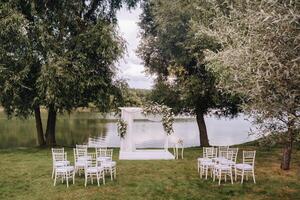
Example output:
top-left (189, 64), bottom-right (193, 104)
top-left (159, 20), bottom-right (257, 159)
top-left (52, 152), bottom-right (67, 163)
top-left (76, 145), bottom-right (88, 157)
top-left (106, 149), bottom-right (113, 160)
top-left (218, 146), bottom-right (229, 154)
top-left (52, 148), bottom-right (64, 154)
top-left (219, 150), bottom-right (228, 158)
top-left (204, 147), bottom-right (215, 159)
top-left (76, 144), bottom-right (88, 149)
top-left (228, 148), bottom-right (239, 162)
top-left (243, 151), bottom-right (256, 166)
top-left (96, 148), bottom-right (108, 157)
top-left (52, 148), bottom-right (66, 162)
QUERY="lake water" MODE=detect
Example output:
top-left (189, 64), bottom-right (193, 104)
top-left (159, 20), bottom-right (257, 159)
top-left (0, 111), bottom-right (257, 149)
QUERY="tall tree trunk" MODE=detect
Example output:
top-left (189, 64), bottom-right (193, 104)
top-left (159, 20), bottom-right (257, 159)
top-left (196, 112), bottom-right (210, 147)
top-left (281, 118), bottom-right (295, 170)
top-left (34, 105), bottom-right (45, 146)
top-left (45, 104), bottom-right (57, 146)
top-left (281, 139), bottom-right (293, 170)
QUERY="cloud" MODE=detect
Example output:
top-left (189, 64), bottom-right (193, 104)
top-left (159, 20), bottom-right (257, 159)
top-left (116, 6), bottom-right (154, 89)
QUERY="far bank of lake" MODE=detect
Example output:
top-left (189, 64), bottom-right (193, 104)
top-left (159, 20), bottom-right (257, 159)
top-left (0, 111), bottom-right (257, 148)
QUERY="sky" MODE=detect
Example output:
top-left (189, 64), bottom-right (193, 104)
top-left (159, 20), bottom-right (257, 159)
top-left (116, 6), bottom-right (154, 89)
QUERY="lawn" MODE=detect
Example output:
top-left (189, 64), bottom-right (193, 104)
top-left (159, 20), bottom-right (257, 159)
top-left (0, 145), bottom-right (299, 200)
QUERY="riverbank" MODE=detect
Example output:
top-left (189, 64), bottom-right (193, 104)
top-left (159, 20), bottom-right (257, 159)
top-left (0, 145), bottom-right (299, 200)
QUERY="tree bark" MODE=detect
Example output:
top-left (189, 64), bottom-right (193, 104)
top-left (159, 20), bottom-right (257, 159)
top-left (45, 104), bottom-right (57, 146)
top-left (280, 119), bottom-right (295, 170)
top-left (281, 140), bottom-right (293, 170)
top-left (196, 112), bottom-right (210, 147)
top-left (34, 106), bottom-right (45, 146)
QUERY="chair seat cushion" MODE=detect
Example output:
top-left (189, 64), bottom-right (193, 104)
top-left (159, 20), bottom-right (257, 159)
top-left (56, 166), bottom-right (74, 172)
top-left (97, 157), bottom-right (111, 162)
top-left (214, 164), bottom-right (231, 170)
top-left (236, 164), bottom-right (253, 170)
top-left (78, 156), bottom-right (92, 161)
top-left (212, 157), bottom-right (227, 162)
top-left (200, 161), bottom-right (215, 166)
top-left (101, 161), bottom-right (116, 168)
top-left (55, 161), bottom-right (70, 167)
top-left (86, 167), bottom-right (103, 173)
top-left (220, 159), bottom-right (235, 165)
top-left (76, 160), bottom-right (91, 167)
top-left (197, 158), bottom-right (212, 162)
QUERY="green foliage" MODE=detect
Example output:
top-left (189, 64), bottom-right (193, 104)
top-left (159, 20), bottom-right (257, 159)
top-left (0, 0), bottom-right (139, 117)
top-left (197, 0), bottom-right (300, 143)
top-left (138, 0), bottom-right (241, 116)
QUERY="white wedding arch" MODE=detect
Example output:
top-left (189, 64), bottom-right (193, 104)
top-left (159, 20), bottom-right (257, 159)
top-left (118, 107), bottom-right (175, 160)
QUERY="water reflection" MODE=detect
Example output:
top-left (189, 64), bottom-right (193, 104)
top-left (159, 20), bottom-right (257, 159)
top-left (0, 111), bottom-right (256, 148)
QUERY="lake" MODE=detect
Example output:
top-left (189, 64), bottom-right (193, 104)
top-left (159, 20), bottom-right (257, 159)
top-left (0, 111), bottom-right (257, 149)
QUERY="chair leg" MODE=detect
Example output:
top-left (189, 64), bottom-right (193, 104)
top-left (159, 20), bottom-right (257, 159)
top-left (114, 167), bottom-right (117, 179)
top-left (110, 168), bottom-right (113, 180)
top-left (230, 169), bottom-right (233, 184)
top-left (85, 174), bottom-right (87, 187)
top-left (103, 171), bottom-right (106, 184)
top-left (66, 175), bottom-right (69, 188)
top-left (73, 171), bottom-right (75, 184)
top-left (218, 169), bottom-right (221, 185)
top-left (252, 170), bottom-right (256, 184)
top-left (241, 170), bottom-right (244, 184)
top-left (97, 173), bottom-right (100, 187)
top-left (54, 172), bottom-right (57, 186)
top-left (235, 168), bottom-right (237, 181)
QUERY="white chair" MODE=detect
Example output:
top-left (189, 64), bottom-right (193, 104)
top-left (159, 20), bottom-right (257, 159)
top-left (198, 147), bottom-right (217, 179)
top-left (96, 148), bottom-right (109, 162)
top-left (235, 151), bottom-right (256, 184)
top-left (84, 158), bottom-right (105, 187)
top-left (73, 148), bottom-right (87, 176)
top-left (213, 164), bottom-right (233, 185)
top-left (173, 139), bottom-right (184, 159)
top-left (219, 148), bottom-right (239, 167)
top-left (97, 149), bottom-right (116, 180)
top-left (54, 165), bottom-right (75, 188)
top-left (197, 147), bottom-right (217, 172)
top-left (212, 151), bottom-right (234, 185)
top-left (51, 148), bottom-right (70, 178)
top-left (52, 152), bottom-right (75, 188)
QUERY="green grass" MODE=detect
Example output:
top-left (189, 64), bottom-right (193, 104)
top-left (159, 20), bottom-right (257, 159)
top-left (0, 146), bottom-right (299, 200)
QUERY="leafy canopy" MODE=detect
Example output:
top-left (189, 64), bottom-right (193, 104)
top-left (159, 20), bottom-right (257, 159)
top-left (0, 0), bottom-right (139, 117)
top-left (138, 0), bottom-right (241, 116)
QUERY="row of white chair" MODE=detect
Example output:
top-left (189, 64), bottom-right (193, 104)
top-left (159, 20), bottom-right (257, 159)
top-left (197, 146), bottom-right (256, 185)
top-left (51, 146), bottom-right (116, 188)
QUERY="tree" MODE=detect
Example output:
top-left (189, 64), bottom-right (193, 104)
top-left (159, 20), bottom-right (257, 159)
top-left (138, 0), bottom-right (241, 146)
top-left (196, 0), bottom-right (300, 169)
top-left (0, 0), bottom-right (139, 146)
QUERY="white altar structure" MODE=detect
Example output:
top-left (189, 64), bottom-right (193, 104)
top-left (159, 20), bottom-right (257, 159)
top-left (119, 107), bottom-right (175, 160)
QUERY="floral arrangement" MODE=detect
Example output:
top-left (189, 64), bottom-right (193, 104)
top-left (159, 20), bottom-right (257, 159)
top-left (117, 118), bottom-right (127, 138)
top-left (142, 103), bottom-right (175, 136)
